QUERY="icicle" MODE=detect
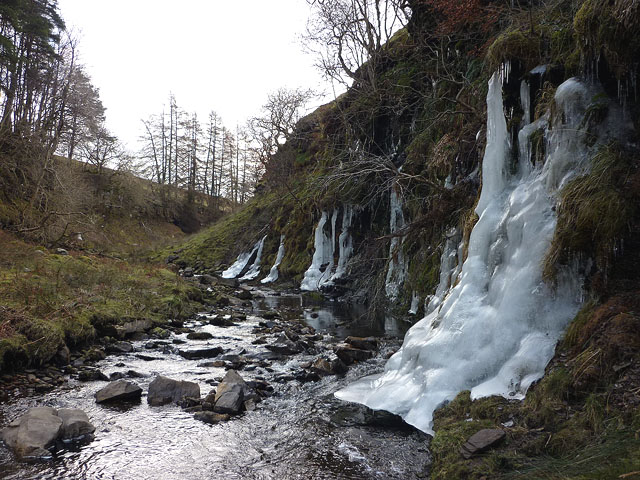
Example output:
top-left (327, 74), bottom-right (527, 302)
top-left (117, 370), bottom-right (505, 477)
top-left (408, 292), bottom-right (420, 315)
top-left (331, 206), bottom-right (355, 281)
top-left (261, 235), bottom-right (285, 284)
top-left (385, 187), bottom-right (408, 301)
top-left (520, 80), bottom-right (531, 126)
top-left (301, 212), bottom-right (331, 291)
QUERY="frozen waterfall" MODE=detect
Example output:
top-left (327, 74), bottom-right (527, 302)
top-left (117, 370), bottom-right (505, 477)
top-left (221, 236), bottom-right (266, 279)
top-left (239, 235), bottom-right (267, 281)
top-left (336, 72), bottom-right (599, 434)
top-left (261, 235), bottom-right (285, 284)
top-left (385, 187), bottom-right (408, 300)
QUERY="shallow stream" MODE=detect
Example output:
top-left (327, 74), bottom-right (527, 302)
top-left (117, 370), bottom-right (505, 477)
top-left (0, 290), bottom-right (430, 479)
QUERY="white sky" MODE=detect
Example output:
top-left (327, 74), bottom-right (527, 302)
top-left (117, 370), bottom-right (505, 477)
top-left (58, 0), bottom-right (335, 150)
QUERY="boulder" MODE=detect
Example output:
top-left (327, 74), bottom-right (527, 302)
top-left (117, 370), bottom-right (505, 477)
top-left (213, 384), bottom-right (244, 414)
top-left (95, 380), bottom-right (142, 403)
top-left (107, 341), bottom-right (134, 354)
top-left (198, 274), bottom-right (216, 285)
top-left (334, 344), bottom-right (373, 365)
top-left (209, 316), bottom-right (235, 327)
top-left (78, 368), bottom-right (110, 382)
top-left (186, 332), bottom-right (214, 340)
top-left (261, 310), bottom-right (280, 320)
top-left (266, 333), bottom-right (304, 355)
top-left (194, 411), bottom-right (230, 424)
top-left (460, 429), bottom-right (506, 459)
top-left (235, 288), bottom-right (253, 300)
top-left (179, 346), bottom-right (225, 359)
top-left (116, 318), bottom-right (152, 338)
top-left (345, 336), bottom-right (378, 351)
top-left (148, 376), bottom-right (201, 406)
top-left (53, 345), bottom-right (71, 366)
top-left (57, 408), bottom-right (95, 441)
top-left (1, 407), bottom-right (62, 458)
top-left (216, 277), bottom-right (239, 288)
top-left (55, 248), bottom-right (69, 256)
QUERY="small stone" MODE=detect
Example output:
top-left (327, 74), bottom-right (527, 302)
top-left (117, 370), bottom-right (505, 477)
top-left (187, 332), bottom-right (214, 340)
top-left (334, 344), bottom-right (372, 365)
top-left (345, 336), bottom-right (378, 351)
top-left (194, 411), bottom-right (230, 424)
top-left (179, 347), bottom-right (225, 359)
top-left (460, 429), bottom-right (506, 459)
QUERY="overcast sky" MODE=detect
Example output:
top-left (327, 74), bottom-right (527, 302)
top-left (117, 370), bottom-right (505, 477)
top-left (58, 0), bottom-right (334, 149)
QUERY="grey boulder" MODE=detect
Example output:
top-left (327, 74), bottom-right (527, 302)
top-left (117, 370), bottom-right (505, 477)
top-left (1, 407), bottom-right (95, 459)
top-left (95, 380), bottom-right (142, 403)
top-left (147, 376), bottom-right (200, 406)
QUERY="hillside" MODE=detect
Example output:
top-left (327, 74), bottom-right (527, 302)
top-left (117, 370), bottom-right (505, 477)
top-left (166, 0), bottom-right (640, 477)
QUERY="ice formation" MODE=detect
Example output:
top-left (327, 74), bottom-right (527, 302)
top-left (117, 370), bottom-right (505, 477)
top-left (301, 207), bottom-right (356, 291)
top-left (239, 235), bottom-right (267, 281)
top-left (336, 72), bottom-right (599, 434)
top-left (425, 228), bottom-right (463, 314)
top-left (222, 236), bottom-right (265, 279)
top-left (385, 187), bottom-right (408, 300)
top-left (261, 235), bottom-right (285, 284)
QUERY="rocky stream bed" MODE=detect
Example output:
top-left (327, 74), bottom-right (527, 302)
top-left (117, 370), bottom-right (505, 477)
top-left (0, 286), bottom-right (432, 479)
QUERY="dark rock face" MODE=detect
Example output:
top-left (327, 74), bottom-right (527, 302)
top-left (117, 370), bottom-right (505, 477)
top-left (1, 407), bottom-right (95, 459)
top-left (460, 429), bottom-right (506, 459)
top-left (178, 346), bottom-right (225, 359)
top-left (95, 380), bottom-right (143, 403)
top-left (147, 376), bottom-right (201, 406)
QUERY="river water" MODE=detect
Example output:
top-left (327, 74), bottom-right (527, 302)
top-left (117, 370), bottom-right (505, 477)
top-left (0, 290), bottom-right (430, 479)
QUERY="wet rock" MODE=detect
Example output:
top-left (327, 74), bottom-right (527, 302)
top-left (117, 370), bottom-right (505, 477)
top-left (216, 277), bottom-right (239, 288)
top-left (266, 333), bottom-right (304, 355)
top-left (179, 346), bottom-right (225, 360)
top-left (197, 360), bottom-right (226, 368)
top-left (213, 384), bottom-right (244, 414)
top-left (135, 354), bottom-right (158, 361)
top-left (261, 310), bottom-right (279, 320)
top-left (334, 344), bottom-right (373, 365)
top-left (1, 407), bottom-right (62, 458)
top-left (84, 347), bottom-right (106, 362)
top-left (95, 380), bottom-right (143, 403)
top-left (194, 411), bottom-right (230, 424)
top-left (345, 336), bottom-right (378, 351)
top-left (107, 341), bottom-right (134, 354)
top-left (232, 313), bottom-right (247, 322)
top-left (186, 332), bottom-right (214, 340)
top-left (109, 372), bottom-right (126, 381)
top-left (184, 405), bottom-right (203, 413)
top-left (53, 345), bottom-right (71, 366)
top-left (182, 267), bottom-right (194, 277)
top-left (116, 318), bottom-right (152, 338)
top-left (78, 369), bottom-right (109, 382)
top-left (148, 376), bottom-right (201, 406)
top-left (56, 248), bottom-right (69, 255)
top-left (244, 399), bottom-right (256, 412)
top-left (209, 316), bottom-right (235, 327)
top-left (166, 254), bottom-right (179, 264)
top-left (252, 337), bottom-right (267, 345)
top-left (460, 429), bottom-right (506, 459)
top-left (311, 356), bottom-right (348, 376)
top-left (57, 408), bottom-right (95, 441)
top-left (199, 274), bottom-right (216, 285)
top-left (235, 288), bottom-right (252, 300)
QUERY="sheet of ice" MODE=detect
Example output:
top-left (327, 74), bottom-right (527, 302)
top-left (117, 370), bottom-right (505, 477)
top-left (261, 235), bottom-right (285, 284)
top-left (222, 237), bottom-right (264, 279)
top-left (331, 205), bottom-right (355, 281)
top-left (317, 209), bottom-right (339, 286)
top-left (336, 73), bottom-right (597, 434)
top-left (238, 235), bottom-right (267, 281)
top-left (385, 187), bottom-right (408, 300)
top-left (301, 211), bottom-right (336, 291)
top-left (426, 228), bottom-right (463, 314)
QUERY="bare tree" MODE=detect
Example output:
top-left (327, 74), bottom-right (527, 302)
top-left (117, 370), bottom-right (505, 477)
top-left (303, 0), bottom-right (410, 89)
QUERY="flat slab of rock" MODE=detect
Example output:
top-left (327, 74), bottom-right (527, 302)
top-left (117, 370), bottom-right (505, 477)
top-left (95, 380), bottom-right (142, 403)
top-left (1, 407), bottom-right (95, 459)
top-left (147, 376), bottom-right (200, 406)
top-left (460, 429), bottom-right (506, 459)
top-left (179, 346), bottom-right (225, 359)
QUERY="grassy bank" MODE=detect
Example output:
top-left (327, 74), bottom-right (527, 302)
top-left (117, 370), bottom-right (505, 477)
top-left (0, 230), bottom-right (208, 372)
